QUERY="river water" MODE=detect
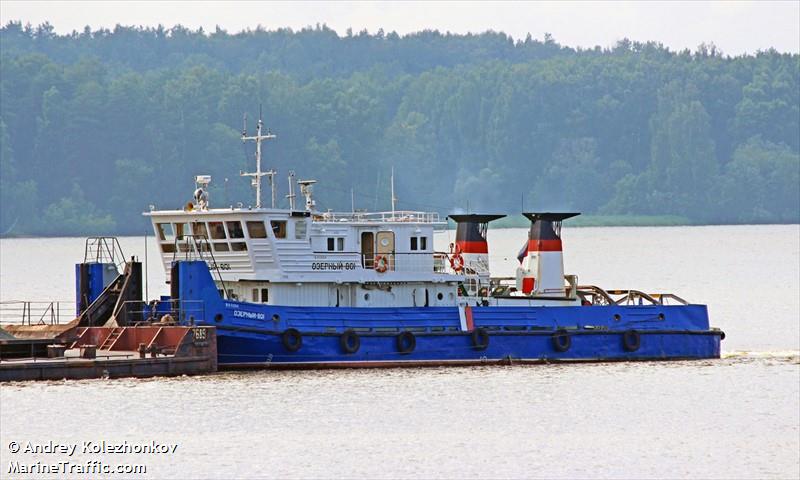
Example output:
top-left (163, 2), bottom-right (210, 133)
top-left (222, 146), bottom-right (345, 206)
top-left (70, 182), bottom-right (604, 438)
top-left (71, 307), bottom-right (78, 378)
top-left (1, 225), bottom-right (798, 479)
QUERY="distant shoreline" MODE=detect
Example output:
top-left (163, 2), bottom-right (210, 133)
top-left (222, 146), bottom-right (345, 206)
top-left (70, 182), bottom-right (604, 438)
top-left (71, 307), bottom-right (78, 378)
top-left (1, 218), bottom-right (799, 239)
top-left (451, 215), bottom-right (800, 229)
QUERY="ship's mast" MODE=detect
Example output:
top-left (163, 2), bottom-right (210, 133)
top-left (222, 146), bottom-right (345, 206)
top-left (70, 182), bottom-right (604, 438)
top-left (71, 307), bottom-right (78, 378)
top-left (241, 109), bottom-right (277, 208)
top-left (286, 171), bottom-right (297, 211)
top-left (390, 166), bottom-right (397, 219)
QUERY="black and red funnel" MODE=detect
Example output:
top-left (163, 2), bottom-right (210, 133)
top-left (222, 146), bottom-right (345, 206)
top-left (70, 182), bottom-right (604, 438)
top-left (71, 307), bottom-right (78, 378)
top-left (522, 212), bottom-right (579, 253)
top-left (448, 214), bottom-right (506, 254)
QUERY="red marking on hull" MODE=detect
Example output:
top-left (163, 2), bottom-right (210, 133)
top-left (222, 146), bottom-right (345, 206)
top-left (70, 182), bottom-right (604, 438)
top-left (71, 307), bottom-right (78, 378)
top-left (465, 305), bottom-right (474, 331)
top-left (528, 239), bottom-right (563, 252)
top-left (456, 240), bottom-right (488, 254)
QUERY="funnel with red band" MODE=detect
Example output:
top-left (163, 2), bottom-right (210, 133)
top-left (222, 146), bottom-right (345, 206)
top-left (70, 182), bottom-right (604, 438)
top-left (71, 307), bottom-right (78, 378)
top-left (523, 212), bottom-right (579, 253)
top-left (517, 212), bottom-right (579, 296)
top-left (449, 214), bottom-right (505, 254)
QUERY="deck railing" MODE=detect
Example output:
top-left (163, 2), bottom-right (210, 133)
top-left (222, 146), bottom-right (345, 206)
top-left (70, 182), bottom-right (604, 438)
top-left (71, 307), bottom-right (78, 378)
top-left (316, 210), bottom-right (444, 224)
top-left (117, 299), bottom-right (206, 325)
top-left (0, 300), bottom-right (70, 325)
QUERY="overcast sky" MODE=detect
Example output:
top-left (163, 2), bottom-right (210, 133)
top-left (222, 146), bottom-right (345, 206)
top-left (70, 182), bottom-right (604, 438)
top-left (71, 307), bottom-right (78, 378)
top-left (1, 1), bottom-right (798, 55)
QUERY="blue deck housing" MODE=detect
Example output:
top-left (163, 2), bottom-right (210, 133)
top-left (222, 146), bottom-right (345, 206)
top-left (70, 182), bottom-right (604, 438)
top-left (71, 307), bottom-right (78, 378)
top-left (170, 261), bottom-right (721, 367)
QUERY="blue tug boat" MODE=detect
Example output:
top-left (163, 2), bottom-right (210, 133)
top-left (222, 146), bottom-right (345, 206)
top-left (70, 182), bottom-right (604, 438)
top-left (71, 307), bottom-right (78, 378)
top-left (84, 115), bottom-right (724, 368)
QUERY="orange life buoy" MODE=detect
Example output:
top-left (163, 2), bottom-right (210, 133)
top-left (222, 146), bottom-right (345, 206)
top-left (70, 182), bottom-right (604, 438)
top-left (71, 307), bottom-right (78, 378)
top-left (450, 253), bottom-right (464, 272)
top-left (374, 255), bottom-right (388, 273)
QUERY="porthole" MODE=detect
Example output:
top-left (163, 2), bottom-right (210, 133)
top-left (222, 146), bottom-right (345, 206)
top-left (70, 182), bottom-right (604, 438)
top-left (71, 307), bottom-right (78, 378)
top-left (613, 314), bottom-right (621, 322)
top-left (437, 292), bottom-right (444, 301)
top-left (214, 314), bottom-right (223, 322)
top-left (272, 314), bottom-right (280, 322)
top-left (364, 293), bottom-right (370, 301)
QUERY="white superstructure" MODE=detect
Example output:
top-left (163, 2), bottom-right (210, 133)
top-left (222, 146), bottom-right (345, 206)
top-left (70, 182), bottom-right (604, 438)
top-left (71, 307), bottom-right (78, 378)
top-left (145, 113), bottom-right (583, 308)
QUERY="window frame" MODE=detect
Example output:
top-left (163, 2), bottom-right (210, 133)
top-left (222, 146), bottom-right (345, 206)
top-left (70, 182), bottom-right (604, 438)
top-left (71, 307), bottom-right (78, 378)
top-left (226, 221), bottom-right (245, 239)
top-left (247, 221), bottom-right (268, 239)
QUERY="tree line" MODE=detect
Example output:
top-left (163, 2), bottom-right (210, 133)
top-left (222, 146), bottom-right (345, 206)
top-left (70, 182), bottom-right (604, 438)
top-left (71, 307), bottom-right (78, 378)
top-left (1, 22), bottom-right (798, 235)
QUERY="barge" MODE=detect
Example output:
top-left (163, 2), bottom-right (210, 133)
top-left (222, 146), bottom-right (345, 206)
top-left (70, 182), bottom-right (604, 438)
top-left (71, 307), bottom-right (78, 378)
top-left (0, 239), bottom-right (217, 381)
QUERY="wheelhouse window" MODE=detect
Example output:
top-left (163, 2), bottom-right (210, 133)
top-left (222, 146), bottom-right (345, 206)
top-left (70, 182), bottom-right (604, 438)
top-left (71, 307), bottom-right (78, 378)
top-left (209, 222), bottom-right (226, 239)
top-left (295, 220), bottom-right (307, 239)
top-left (213, 242), bottom-right (229, 252)
top-left (226, 221), bottom-right (244, 239)
top-left (156, 223), bottom-right (173, 241)
top-left (192, 222), bottom-right (208, 239)
top-left (231, 242), bottom-right (248, 251)
top-left (247, 221), bottom-right (268, 239)
top-left (175, 223), bottom-right (189, 240)
top-left (270, 220), bottom-right (287, 239)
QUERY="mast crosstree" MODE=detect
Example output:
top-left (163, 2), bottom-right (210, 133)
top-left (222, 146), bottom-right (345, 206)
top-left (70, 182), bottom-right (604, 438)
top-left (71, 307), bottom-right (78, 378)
top-left (241, 110), bottom-right (277, 208)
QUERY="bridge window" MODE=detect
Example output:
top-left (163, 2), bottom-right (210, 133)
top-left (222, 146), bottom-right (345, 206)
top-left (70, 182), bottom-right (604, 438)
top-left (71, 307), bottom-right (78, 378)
top-left (231, 242), bottom-right (248, 252)
top-left (209, 222), bottom-right (226, 239)
top-left (213, 242), bottom-right (229, 252)
top-left (192, 222), bottom-right (208, 238)
top-left (226, 221), bottom-right (244, 239)
top-left (295, 220), bottom-right (307, 239)
top-left (156, 223), bottom-right (173, 241)
top-left (161, 243), bottom-right (176, 253)
top-left (247, 221), bottom-right (268, 239)
top-left (269, 220), bottom-right (286, 239)
top-left (175, 223), bottom-right (189, 240)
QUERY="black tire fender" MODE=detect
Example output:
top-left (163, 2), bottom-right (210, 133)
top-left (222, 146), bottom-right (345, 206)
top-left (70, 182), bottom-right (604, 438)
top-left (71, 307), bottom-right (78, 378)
top-left (281, 328), bottom-right (302, 352)
top-left (552, 329), bottom-right (571, 352)
top-left (340, 329), bottom-right (360, 354)
top-left (471, 327), bottom-right (490, 351)
top-left (396, 331), bottom-right (416, 354)
top-left (622, 329), bottom-right (641, 352)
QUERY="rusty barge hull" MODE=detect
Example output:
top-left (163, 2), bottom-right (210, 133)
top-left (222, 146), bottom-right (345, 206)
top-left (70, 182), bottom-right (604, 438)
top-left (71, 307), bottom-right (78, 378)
top-left (0, 326), bottom-right (217, 382)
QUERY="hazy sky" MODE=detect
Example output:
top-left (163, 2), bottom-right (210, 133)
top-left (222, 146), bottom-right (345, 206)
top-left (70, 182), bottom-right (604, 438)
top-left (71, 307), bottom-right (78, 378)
top-left (1, 1), bottom-right (798, 55)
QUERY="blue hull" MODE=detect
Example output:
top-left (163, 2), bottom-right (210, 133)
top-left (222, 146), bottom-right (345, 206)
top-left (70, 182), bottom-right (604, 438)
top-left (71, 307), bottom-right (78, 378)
top-left (215, 329), bottom-right (720, 367)
top-left (172, 261), bottom-right (722, 367)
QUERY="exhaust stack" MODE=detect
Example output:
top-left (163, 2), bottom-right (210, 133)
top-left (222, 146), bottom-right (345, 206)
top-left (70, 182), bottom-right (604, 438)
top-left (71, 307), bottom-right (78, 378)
top-left (516, 212), bottom-right (579, 296)
top-left (448, 214), bottom-right (505, 275)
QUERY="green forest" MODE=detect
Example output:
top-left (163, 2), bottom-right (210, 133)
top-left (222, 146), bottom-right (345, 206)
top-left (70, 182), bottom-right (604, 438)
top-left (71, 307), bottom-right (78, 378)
top-left (1, 22), bottom-right (798, 235)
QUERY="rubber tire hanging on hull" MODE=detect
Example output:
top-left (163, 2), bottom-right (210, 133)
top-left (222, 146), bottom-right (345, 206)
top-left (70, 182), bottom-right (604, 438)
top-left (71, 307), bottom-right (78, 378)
top-left (281, 328), bottom-right (303, 352)
top-left (340, 329), bottom-right (361, 354)
top-left (396, 331), bottom-right (416, 354)
top-left (471, 328), bottom-right (490, 351)
top-left (622, 330), bottom-right (641, 352)
top-left (552, 329), bottom-right (571, 352)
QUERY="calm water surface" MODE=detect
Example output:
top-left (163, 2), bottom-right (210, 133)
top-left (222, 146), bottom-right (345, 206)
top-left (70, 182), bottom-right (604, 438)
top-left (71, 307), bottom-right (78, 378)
top-left (1, 225), bottom-right (798, 479)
